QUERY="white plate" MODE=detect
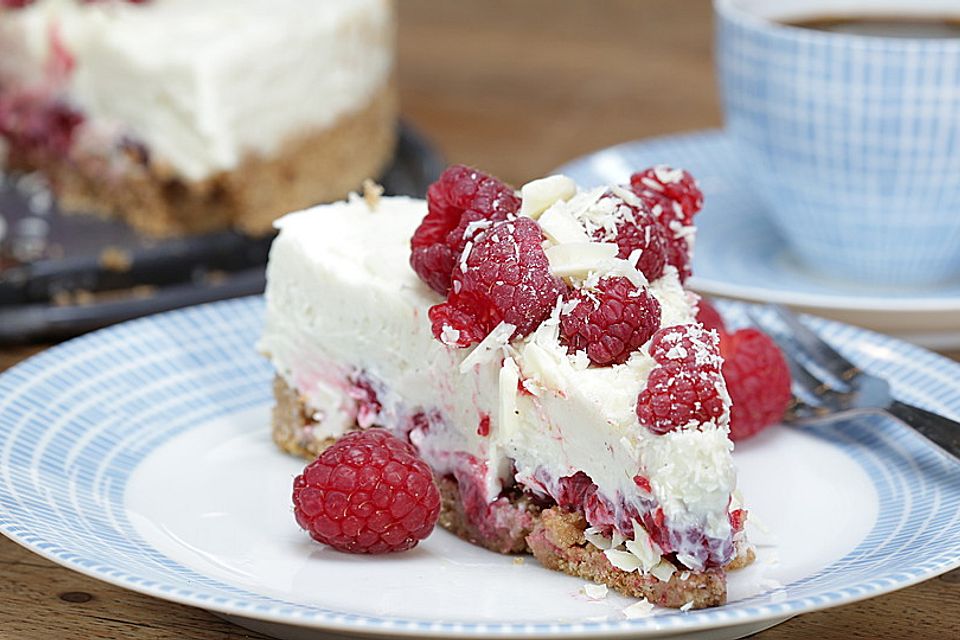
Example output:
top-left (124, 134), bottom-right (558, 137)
top-left (0, 297), bottom-right (958, 640)
top-left (555, 130), bottom-right (960, 349)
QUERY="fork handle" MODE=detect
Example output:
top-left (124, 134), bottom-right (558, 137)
top-left (886, 401), bottom-right (960, 460)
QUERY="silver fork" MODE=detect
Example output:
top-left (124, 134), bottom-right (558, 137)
top-left (746, 305), bottom-right (960, 461)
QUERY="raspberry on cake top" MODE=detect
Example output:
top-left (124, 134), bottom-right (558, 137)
top-left (260, 166), bottom-right (752, 608)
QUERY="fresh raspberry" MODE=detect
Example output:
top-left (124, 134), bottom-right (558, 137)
top-left (638, 324), bottom-right (727, 435)
top-left (720, 328), bottom-right (791, 441)
top-left (648, 323), bottom-right (723, 372)
top-left (589, 194), bottom-right (669, 282)
top-left (636, 362), bottom-right (728, 435)
top-left (558, 277), bottom-right (661, 366)
top-left (429, 217), bottom-right (565, 346)
top-left (696, 297), bottom-right (727, 337)
top-left (292, 429), bottom-right (441, 554)
top-left (411, 165), bottom-right (520, 295)
top-left (629, 167), bottom-right (703, 283)
top-left (629, 166), bottom-right (703, 226)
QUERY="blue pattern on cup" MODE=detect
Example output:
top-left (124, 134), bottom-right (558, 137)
top-left (716, 1), bottom-right (960, 285)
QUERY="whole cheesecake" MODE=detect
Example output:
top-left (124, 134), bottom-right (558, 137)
top-left (0, 0), bottom-right (397, 236)
top-left (259, 167), bottom-right (754, 609)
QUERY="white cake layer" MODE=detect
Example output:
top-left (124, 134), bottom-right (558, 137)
top-left (259, 195), bottom-right (738, 569)
top-left (0, 0), bottom-right (393, 180)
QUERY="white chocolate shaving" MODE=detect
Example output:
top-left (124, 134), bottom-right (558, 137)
top-left (622, 599), bottom-right (655, 619)
top-left (581, 583), bottom-right (609, 600)
top-left (519, 175), bottom-right (577, 219)
top-left (459, 322), bottom-right (516, 373)
top-left (498, 356), bottom-right (521, 439)
top-left (544, 242), bottom-right (619, 279)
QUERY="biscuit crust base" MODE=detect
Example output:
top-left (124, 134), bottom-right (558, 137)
top-left (271, 375), bottom-right (753, 609)
top-left (11, 84), bottom-right (397, 237)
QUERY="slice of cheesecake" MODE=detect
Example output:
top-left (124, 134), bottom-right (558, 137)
top-left (260, 169), bottom-right (753, 609)
top-left (0, 0), bottom-right (396, 236)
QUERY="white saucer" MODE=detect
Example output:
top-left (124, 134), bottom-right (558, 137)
top-left (556, 130), bottom-right (960, 350)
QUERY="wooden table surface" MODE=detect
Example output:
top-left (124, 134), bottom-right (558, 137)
top-left (2, 1), bottom-right (958, 638)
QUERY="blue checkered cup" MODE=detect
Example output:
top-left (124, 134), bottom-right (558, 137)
top-left (716, 1), bottom-right (960, 286)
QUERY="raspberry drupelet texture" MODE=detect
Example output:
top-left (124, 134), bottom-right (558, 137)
top-left (292, 429), bottom-right (441, 554)
top-left (648, 322), bottom-right (723, 372)
top-left (638, 324), bottom-right (728, 435)
top-left (411, 165), bottom-right (521, 295)
top-left (587, 193), bottom-right (670, 283)
top-left (629, 166), bottom-right (704, 226)
top-left (559, 276), bottom-right (662, 366)
top-left (629, 166), bottom-right (704, 283)
top-left (429, 216), bottom-right (566, 347)
top-left (721, 328), bottom-right (792, 441)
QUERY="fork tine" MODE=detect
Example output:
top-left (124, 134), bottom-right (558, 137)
top-left (769, 305), bottom-right (859, 381)
top-left (746, 309), bottom-right (834, 402)
top-left (777, 341), bottom-right (833, 401)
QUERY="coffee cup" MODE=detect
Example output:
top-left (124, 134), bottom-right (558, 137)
top-left (716, 0), bottom-right (960, 286)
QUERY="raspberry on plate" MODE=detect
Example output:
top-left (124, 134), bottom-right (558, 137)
top-left (721, 328), bottom-right (792, 441)
top-left (429, 216), bottom-right (565, 347)
top-left (559, 276), bottom-right (661, 366)
top-left (411, 165), bottom-right (521, 295)
top-left (292, 429), bottom-right (441, 554)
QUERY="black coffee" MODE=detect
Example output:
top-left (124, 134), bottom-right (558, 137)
top-left (786, 16), bottom-right (960, 38)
